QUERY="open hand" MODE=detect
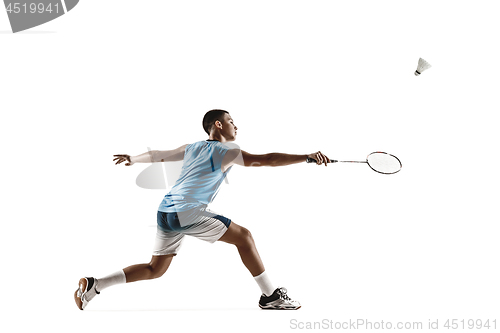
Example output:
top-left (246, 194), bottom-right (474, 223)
top-left (113, 154), bottom-right (134, 166)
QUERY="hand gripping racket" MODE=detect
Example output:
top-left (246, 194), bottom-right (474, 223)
top-left (307, 152), bottom-right (402, 174)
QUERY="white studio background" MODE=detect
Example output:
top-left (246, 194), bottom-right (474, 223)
top-left (1, 1), bottom-right (499, 332)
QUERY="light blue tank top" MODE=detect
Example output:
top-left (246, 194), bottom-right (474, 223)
top-left (158, 140), bottom-right (233, 212)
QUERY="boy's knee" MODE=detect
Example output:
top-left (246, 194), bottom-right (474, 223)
top-left (148, 254), bottom-right (174, 279)
top-left (238, 227), bottom-right (254, 246)
top-left (147, 264), bottom-right (165, 279)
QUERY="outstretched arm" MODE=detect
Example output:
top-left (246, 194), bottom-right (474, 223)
top-left (222, 149), bottom-right (330, 169)
top-left (114, 144), bottom-right (188, 166)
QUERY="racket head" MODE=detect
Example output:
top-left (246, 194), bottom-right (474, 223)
top-left (366, 152), bottom-right (402, 174)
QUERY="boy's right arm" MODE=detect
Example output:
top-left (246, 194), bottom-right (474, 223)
top-left (114, 144), bottom-right (188, 166)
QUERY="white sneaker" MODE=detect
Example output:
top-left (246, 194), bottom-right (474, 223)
top-left (74, 277), bottom-right (100, 310)
top-left (259, 287), bottom-right (301, 310)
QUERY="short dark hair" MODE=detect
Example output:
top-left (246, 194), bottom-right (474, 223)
top-left (202, 109), bottom-right (229, 135)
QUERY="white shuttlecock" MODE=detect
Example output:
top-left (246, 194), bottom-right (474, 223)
top-left (415, 58), bottom-right (431, 76)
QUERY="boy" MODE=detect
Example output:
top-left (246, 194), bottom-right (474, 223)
top-left (75, 109), bottom-right (330, 310)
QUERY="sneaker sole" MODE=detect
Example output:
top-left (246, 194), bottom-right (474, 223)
top-left (74, 278), bottom-right (88, 311)
top-left (259, 304), bottom-right (301, 310)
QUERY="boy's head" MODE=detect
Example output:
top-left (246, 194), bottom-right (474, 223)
top-left (202, 109), bottom-right (237, 141)
top-left (203, 109), bottom-right (228, 135)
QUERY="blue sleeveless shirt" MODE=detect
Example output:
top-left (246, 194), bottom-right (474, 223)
top-left (158, 140), bottom-right (233, 212)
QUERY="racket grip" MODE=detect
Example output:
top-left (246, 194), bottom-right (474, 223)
top-left (306, 158), bottom-right (338, 163)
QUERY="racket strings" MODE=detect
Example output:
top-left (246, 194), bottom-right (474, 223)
top-left (366, 153), bottom-right (402, 174)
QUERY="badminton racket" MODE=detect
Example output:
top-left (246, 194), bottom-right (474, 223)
top-left (307, 152), bottom-right (402, 174)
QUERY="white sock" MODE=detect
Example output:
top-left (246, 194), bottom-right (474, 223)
top-left (254, 271), bottom-right (275, 296)
top-left (96, 270), bottom-right (126, 292)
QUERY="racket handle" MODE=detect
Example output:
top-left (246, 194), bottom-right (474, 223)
top-left (306, 158), bottom-right (338, 163)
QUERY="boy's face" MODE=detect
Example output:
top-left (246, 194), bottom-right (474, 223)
top-left (218, 113), bottom-right (238, 141)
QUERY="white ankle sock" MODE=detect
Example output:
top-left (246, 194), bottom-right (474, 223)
top-left (96, 270), bottom-right (126, 292)
top-left (254, 271), bottom-right (275, 296)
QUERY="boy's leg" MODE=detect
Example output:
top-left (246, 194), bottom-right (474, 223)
top-left (218, 222), bottom-right (274, 295)
top-left (218, 222), bottom-right (265, 277)
top-left (99, 254), bottom-right (176, 290)
top-left (113, 220), bottom-right (182, 285)
top-left (218, 221), bottom-right (301, 309)
top-left (75, 223), bottom-right (182, 310)
top-left (74, 254), bottom-right (175, 310)
top-left (97, 234), bottom-right (179, 291)
top-left (123, 254), bottom-right (175, 282)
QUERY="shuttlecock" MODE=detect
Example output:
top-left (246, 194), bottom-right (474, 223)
top-left (415, 58), bottom-right (431, 76)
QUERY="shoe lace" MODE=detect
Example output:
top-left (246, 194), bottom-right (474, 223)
top-left (277, 287), bottom-right (292, 301)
